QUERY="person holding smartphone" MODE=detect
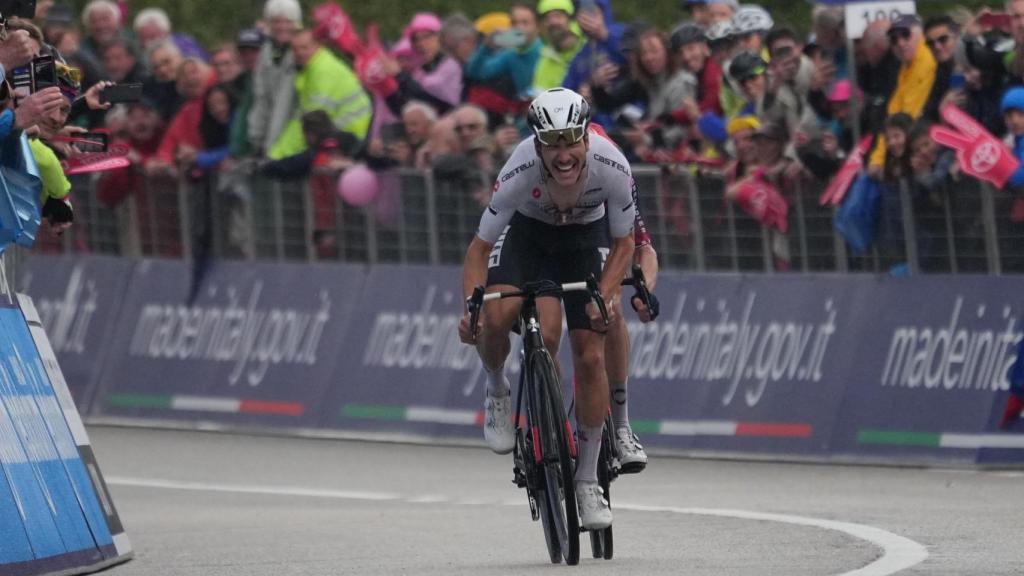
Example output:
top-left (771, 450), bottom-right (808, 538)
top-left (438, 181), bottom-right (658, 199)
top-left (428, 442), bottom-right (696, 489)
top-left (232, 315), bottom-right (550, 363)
top-left (465, 3), bottom-right (542, 119)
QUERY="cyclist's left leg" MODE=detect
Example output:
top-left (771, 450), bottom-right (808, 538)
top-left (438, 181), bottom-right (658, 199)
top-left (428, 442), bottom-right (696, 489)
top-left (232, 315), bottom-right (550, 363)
top-left (560, 242), bottom-right (612, 530)
top-left (605, 315), bottom-right (647, 471)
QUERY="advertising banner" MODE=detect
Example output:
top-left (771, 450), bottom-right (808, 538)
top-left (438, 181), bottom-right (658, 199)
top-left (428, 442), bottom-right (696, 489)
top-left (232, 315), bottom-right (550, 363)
top-left (829, 275), bottom-right (1024, 464)
top-left (618, 274), bottom-right (861, 456)
top-left (19, 255), bottom-right (133, 414)
top-left (322, 263), bottom-right (577, 438)
top-left (92, 259), bottom-right (364, 428)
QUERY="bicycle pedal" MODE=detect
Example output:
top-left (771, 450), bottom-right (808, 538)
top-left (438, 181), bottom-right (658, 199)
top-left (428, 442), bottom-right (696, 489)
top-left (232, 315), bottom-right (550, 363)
top-left (618, 461), bottom-right (646, 474)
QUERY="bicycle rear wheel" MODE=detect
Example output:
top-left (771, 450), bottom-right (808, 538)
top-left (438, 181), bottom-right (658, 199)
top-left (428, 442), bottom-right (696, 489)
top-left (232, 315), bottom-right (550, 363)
top-left (589, 417), bottom-right (614, 560)
top-left (530, 349), bottom-right (580, 566)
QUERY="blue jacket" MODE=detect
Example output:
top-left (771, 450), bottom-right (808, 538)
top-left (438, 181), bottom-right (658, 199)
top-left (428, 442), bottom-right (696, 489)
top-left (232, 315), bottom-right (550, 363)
top-left (1009, 133), bottom-right (1024, 188)
top-left (465, 38), bottom-right (542, 100)
top-left (562, 0), bottom-right (626, 92)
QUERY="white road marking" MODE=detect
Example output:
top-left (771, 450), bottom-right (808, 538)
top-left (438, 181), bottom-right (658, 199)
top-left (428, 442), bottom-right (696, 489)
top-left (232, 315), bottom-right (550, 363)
top-left (106, 476), bottom-right (928, 576)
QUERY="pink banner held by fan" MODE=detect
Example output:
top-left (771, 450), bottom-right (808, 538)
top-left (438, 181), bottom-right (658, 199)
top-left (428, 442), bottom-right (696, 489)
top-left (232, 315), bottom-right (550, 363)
top-left (930, 104), bottom-right (1019, 189)
top-left (820, 135), bottom-right (873, 206)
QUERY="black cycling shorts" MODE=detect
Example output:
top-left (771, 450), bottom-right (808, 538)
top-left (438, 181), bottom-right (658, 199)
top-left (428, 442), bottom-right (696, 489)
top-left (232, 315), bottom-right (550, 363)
top-left (486, 212), bottom-right (608, 332)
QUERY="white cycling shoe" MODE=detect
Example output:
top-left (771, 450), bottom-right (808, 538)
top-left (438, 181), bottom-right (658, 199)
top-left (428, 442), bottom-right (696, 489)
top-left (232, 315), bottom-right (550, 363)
top-left (614, 426), bottom-right (648, 473)
top-left (483, 394), bottom-right (515, 454)
top-left (576, 481), bottom-right (612, 530)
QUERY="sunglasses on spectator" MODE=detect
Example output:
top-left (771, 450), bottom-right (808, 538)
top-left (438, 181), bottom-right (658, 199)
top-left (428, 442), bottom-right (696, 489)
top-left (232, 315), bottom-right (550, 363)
top-left (455, 123), bottom-right (483, 133)
top-left (535, 126), bottom-right (586, 147)
top-left (771, 45), bottom-right (795, 59)
top-left (887, 28), bottom-right (912, 41)
top-left (926, 34), bottom-right (951, 47)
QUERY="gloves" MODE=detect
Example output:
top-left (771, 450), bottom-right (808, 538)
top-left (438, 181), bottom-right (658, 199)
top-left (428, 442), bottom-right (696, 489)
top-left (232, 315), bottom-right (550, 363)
top-left (930, 104), bottom-right (1020, 188)
top-left (630, 291), bottom-right (660, 321)
top-left (42, 197), bottom-right (74, 225)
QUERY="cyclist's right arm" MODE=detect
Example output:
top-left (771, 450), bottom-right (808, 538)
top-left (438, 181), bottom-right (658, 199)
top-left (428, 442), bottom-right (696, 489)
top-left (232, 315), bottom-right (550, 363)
top-left (459, 141), bottom-right (534, 342)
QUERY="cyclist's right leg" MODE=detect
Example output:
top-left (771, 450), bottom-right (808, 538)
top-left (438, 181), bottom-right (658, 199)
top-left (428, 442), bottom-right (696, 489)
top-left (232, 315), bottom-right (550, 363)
top-left (476, 289), bottom-right (520, 454)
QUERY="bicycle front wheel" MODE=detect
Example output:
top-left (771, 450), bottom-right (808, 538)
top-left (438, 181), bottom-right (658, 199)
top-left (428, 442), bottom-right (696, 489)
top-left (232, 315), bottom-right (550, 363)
top-left (590, 416), bottom-right (614, 560)
top-left (530, 349), bottom-right (580, 566)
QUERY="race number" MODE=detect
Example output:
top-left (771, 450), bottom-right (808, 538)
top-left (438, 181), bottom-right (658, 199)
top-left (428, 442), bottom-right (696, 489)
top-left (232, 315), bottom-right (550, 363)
top-left (844, 1), bottom-right (916, 40)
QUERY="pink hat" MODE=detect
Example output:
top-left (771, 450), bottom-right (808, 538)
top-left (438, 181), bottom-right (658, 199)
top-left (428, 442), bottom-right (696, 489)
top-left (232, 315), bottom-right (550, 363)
top-left (405, 12), bottom-right (441, 38)
top-left (828, 80), bottom-right (862, 102)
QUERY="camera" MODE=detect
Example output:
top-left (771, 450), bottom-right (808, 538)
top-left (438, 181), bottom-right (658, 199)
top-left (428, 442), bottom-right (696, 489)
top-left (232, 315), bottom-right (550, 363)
top-left (0, 0), bottom-right (35, 19)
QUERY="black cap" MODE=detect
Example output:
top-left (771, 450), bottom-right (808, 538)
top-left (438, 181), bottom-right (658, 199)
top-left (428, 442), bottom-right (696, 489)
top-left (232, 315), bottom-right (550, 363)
top-left (236, 28), bottom-right (265, 48)
top-left (670, 22), bottom-right (706, 52)
top-left (890, 13), bottom-right (922, 32)
top-left (753, 120), bottom-right (788, 142)
top-left (729, 51), bottom-right (767, 82)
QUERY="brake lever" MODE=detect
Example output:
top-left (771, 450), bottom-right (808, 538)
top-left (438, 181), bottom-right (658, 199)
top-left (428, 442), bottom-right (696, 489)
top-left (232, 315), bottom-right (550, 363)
top-left (467, 285), bottom-right (485, 339)
top-left (585, 274), bottom-right (610, 327)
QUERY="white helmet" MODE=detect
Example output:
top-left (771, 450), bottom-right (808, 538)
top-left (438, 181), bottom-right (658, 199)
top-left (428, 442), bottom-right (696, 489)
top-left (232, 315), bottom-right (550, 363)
top-left (527, 87), bottom-right (591, 146)
top-left (733, 5), bottom-right (773, 34)
top-left (705, 20), bottom-right (736, 43)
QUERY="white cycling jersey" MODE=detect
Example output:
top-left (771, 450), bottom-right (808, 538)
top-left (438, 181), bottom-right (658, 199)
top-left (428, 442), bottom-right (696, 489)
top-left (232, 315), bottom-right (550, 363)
top-left (476, 132), bottom-right (636, 245)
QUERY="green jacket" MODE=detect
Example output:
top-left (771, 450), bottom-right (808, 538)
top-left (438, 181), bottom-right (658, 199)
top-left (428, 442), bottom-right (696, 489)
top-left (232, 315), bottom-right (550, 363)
top-left (30, 139), bottom-right (68, 203)
top-left (531, 30), bottom-right (585, 94)
top-left (269, 48), bottom-right (373, 160)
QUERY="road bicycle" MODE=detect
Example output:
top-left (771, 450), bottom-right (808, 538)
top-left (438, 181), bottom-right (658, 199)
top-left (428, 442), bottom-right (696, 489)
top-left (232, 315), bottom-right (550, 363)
top-left (467, 275), bottom-right (608, 565)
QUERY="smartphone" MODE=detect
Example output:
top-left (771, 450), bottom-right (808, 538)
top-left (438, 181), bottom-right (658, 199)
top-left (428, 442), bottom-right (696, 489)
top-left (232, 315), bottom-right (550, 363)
top-left (949, 72), bottom-right (966, 90)
top-left (10, 65), bottom-right (31, 99)
top-left (578, 0), bottom-right (600, 14)
top-left (76, 132), bottom-right (109, 153)
top-left (31, 55), bottom-right (57, 92)
top-left (492, 29), bottom-right (527, 49)
top-left (100, 82), bottom-right (143, 104)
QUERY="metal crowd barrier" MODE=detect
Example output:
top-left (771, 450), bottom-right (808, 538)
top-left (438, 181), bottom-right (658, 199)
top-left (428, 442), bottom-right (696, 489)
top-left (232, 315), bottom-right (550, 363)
top-left (32, 165), bottom-right (1022, 275)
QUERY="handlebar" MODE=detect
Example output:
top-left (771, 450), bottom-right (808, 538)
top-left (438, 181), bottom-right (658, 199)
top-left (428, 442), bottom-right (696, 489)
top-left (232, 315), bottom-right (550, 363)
top-left (621, 264), bottom-right (659, 321)
top-left (467, 275), bottom-right (610, 338)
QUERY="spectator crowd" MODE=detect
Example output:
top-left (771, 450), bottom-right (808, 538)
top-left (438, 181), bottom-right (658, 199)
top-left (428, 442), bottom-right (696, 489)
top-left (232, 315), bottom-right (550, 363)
top-left (33, 0), bottom-right (1024, 267)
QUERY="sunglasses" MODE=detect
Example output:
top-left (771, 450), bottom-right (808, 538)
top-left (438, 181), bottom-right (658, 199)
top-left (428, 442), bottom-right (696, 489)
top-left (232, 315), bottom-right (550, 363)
top-left (926, 34), bottom-right (951, 47)
top-left (535, 126), bottom-right (586, 147)
top-left (888, 28), bottom-right (912, 41)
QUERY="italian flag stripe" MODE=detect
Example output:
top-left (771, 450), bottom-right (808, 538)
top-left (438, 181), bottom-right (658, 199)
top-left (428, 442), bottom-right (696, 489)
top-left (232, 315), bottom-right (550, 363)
top-left (107, 394), bottom-right (304, 416)
top-left (342, 405), bottom-right (812, 439)
top-left (860, 429), bottom-right (1024, 449)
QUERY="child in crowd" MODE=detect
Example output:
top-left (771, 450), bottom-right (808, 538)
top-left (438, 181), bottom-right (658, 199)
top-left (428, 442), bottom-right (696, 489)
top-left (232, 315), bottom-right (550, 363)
top-left (881, 112), bottom-right (913, 183)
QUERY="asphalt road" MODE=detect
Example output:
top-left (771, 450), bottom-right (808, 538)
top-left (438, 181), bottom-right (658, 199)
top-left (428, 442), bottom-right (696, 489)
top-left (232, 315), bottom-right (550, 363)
top-left (87, 425), bottom-right (1024, 576)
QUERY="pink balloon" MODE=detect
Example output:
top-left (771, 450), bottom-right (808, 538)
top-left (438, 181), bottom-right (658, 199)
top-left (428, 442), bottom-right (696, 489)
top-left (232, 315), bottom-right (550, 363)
top-left (337, 164), bottom-right (379, 206)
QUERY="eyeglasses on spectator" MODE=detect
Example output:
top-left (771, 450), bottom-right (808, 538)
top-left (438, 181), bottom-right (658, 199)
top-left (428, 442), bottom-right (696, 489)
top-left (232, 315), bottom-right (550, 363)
top-left (887, 28), bottom-right (912, 41)
top-left (535, 126), bottom-right (586, 146)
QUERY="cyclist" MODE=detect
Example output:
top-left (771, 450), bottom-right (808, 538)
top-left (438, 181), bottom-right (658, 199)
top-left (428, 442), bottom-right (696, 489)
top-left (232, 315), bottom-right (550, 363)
top-left (605, 214), bottom-right (659, 473)
top-left (585, 120), bottom-right (659, 473)
top-left (458, 88), bottom-right (636, 530)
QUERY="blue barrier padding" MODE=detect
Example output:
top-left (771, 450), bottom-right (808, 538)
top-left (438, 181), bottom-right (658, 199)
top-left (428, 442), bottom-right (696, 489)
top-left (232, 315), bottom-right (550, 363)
top-left (0, 304), bottom-right (114, 573)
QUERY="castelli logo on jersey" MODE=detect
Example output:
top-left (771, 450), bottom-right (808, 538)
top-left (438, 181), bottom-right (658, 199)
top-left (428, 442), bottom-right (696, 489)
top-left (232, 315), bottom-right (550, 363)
top-left (532, 188), bottom-right (541, 199)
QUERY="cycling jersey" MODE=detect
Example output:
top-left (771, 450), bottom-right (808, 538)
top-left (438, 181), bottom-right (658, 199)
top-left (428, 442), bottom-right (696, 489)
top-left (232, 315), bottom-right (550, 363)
top-left (476, 131), bottom-right (636, 244)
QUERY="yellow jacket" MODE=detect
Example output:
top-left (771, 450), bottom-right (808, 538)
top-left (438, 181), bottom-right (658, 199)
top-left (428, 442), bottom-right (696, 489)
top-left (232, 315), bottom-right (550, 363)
top-left (869, 39), bottom-right (936, 167)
